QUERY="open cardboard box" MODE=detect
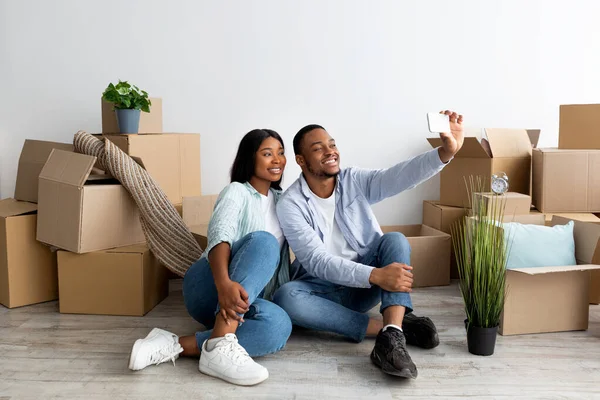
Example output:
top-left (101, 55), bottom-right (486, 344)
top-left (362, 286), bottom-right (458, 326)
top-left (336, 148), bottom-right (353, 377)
top-left (104, 133), bottom-right (201, 206)
top-left (427, 128), bottom-right (537, 208)
top-left (36, 149), bottom-right (145, 253)
top-left (380, 225), bottom-right (451, 288)
top-left (499, 215), bottom-right (600, 335)
top-left (14, 139), bottom-right (74, 203)
top-left (0, 199), bottom-right (57, 308)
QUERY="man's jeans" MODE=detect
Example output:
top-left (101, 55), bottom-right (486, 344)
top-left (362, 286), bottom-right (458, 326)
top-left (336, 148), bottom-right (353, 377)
top-left (183, 231), bottom-right (292, 357)
top-left (273, 232), bottom-right (413, 343)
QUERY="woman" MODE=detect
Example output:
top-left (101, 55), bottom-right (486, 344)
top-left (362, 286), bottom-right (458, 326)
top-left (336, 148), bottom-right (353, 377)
top-left (128, 129), bottom-right (292, 386)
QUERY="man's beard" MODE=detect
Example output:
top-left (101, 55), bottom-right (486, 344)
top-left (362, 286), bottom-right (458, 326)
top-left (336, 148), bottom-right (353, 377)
top-left (307, 162), bottom-right (339, 178)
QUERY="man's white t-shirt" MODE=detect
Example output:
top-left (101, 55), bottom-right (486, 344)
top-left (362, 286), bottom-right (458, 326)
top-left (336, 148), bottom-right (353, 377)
top-left (260, 190), bottom-right (285, 249)
top-left (309, 189), bottom-right (359, 261)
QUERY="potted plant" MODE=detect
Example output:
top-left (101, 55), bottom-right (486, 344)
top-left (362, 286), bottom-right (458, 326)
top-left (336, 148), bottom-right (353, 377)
top-left (451, 175), bottom-right (510, 356)
top-left (102, 80), bottom-right (152, 133)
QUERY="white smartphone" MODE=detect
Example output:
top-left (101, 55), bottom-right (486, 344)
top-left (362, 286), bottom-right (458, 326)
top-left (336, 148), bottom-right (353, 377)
top-left (427, 112), bottom-right (451, 134)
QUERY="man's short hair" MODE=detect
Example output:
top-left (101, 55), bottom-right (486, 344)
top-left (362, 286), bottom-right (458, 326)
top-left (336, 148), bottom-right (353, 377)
top-left (293, 124), bottom-right (325, 155)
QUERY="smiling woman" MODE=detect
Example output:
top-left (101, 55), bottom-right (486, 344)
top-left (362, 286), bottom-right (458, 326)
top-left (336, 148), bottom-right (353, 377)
top-left (128, 129), bottom-right (293, 387)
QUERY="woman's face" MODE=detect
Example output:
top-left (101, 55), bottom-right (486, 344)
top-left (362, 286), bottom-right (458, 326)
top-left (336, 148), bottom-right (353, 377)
top-left (254, 137), bottom-right (286, 183)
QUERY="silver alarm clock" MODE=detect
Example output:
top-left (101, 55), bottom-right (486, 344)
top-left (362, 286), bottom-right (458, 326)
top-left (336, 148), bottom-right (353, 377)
top-left (491, 172), bottom-right (509, 195)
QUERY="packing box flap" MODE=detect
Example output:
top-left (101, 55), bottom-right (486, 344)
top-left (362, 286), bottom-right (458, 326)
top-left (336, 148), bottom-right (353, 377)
top-left (527, 129), bottom-right (541, 149)
top-left (39, 149), bottom-right (97, 188)
top-left (550, 216), bottom-right (600, 264)
top-left (183, 195), bottom-right (218, 226)
top-left (484, 128), bottom-right (533, 158)
top-left (15, 139), bottom-right (74, 202)
top-left (509, 264), bottom-right (600, 275)
top-left (428, 137), bottom-right (489, 158)
top-left (0, 198), bottom-right (38, 218)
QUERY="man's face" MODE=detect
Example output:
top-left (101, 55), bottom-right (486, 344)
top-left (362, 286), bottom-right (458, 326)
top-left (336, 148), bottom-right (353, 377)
top-left (297, 128), bottom-right (340, 178)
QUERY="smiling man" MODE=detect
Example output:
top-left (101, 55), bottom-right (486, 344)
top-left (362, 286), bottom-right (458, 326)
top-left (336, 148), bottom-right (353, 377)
top-left (273, 111), bottom-right (464, 379)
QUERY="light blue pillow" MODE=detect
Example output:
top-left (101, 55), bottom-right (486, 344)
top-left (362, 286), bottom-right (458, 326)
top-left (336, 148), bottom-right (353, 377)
top-left (501, 221), bottom-right (576, 269)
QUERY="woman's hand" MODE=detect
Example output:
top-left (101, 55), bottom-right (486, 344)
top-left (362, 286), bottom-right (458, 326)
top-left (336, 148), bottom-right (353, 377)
top-left (216, 280), bottom-right (250, 325)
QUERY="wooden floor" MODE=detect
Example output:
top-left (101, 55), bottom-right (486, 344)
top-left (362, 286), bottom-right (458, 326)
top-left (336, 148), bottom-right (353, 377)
top-left (1, 281), bottom-right (599, 400)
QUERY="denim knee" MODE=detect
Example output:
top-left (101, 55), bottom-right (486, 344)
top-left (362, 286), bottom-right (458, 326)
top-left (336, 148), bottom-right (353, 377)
top-left (381, 231), bottom-right (411, 257)
top-left (253, 301), bottom-right (293, 356)
top-left (245, 231), bottom-right (279, 256)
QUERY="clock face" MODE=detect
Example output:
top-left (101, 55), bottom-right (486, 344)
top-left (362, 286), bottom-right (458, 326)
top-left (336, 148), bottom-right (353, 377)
top-left (491, 178), bottom-right (508, 194)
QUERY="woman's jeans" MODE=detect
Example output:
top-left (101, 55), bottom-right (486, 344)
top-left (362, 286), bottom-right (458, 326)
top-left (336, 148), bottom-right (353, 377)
top-left (183, 231), bottom-right (292, 357)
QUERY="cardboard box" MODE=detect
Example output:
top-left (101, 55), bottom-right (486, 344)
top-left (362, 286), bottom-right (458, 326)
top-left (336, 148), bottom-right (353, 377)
top-left (37, 149), bottom-right (145, 253)
top-left (532, 148), bottom-right (600, 213)
top-left (499, 215), bottom-right (600, 335)
top-left (558, 104), bottom-right (600, 150)
top-left (428, 128), bottom-right (536, 208)
top-left (542, 212), bottom-right (600, 226)
top-left (57, 244), bottom-right (168, 316)
top-left (101, 97), bottom-right (163, 134)
top-left (474, 192), bottom-right (532, 217)
top-left (0, 199), bottom-right (57, 308)
top-left (422, 200), bottom-right (467, 279)
top-left (381, 225), bottom-right (451, 288)
top-left (14, 139), bottom-right (74, 203)
top-left (182, 195), bottom-right (219, 250)
top-left (104, 133), bottom-right (201, 205)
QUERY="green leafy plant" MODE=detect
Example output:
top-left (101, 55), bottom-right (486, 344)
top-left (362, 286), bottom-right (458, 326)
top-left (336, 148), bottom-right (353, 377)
top-left (451, 176), bottom-right (511, 329)
top-left (102, 80), bottom-right (151, 112)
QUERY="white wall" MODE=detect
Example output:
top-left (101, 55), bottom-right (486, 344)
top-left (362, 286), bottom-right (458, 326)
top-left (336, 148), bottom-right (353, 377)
top-left (2, 0), bottom-right (600, 225)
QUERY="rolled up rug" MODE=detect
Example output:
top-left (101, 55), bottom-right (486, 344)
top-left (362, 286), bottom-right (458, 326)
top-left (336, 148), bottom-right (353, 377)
top-left (73, 130), bottom-right (202, 277)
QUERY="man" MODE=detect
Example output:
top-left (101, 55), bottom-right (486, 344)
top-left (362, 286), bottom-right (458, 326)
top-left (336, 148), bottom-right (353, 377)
top-left (273, 111), bottom-right (464, 379)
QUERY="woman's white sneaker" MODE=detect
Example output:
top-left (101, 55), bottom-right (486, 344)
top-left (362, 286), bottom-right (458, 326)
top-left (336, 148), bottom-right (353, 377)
top-left (199, 333), bottom-right (269, 386)
top-left (129, 328), bottom-right (184, 371)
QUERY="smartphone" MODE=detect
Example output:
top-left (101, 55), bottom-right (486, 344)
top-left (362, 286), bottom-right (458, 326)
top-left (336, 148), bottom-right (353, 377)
top-left (427, 112), bottom-right (451, 134)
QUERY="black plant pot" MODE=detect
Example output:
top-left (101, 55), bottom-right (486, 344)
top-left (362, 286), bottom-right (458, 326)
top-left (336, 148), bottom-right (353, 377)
top-left (464, 319), bottom-right (498, 356)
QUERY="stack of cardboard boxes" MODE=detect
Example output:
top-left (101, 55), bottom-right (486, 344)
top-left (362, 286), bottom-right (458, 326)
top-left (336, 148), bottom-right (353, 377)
top-left (0, 98), bottom-right (202, 316)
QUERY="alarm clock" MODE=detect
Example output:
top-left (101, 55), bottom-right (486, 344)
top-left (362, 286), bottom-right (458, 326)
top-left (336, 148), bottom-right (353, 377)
top-left (491, 172), bottom-right (509, 195)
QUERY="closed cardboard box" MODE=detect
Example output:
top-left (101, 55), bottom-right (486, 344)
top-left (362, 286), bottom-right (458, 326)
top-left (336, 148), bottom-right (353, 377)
top-left (0, 199), bottom-right (57, 308)
top-left (14, 139), bottom-right (74, 203)
top-left (104, 133), bottom-right (201, 205)
top-left (57, 244), bottom-right (168, 316)
top-left (559, 104), bottom-right (600, 150)
top-left (380, 225), bottom-right (451, 288)
top-left (532, 148), bottom-right (600, 213)
top-left (473, 192), bottom-right (532, 217)
top-left (182, 195), bottom-right (219, 250)
top-left (500, 215), bottom-right (600, 335)
top-left (422, 200), bottom-right (467, 279)
top-left (37, 149), bottom-right (145, 253)
top-left (428, 128), bottom-right (536, 208)
top-left (101, 97), bottom-right (163, 134)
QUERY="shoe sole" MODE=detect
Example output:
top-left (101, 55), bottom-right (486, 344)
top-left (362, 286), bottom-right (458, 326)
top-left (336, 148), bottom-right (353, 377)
top-left (128, 328), bottom-right (163, 371)
top-left (199, 363), bottom-right (269, 386)
top-left (370, 351), bottom-right (417, 379)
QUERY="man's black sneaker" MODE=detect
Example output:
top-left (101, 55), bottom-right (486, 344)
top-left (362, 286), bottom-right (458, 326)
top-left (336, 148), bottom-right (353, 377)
top-left (402, 313), bottom-right (440, 349)
top-left (370, 327), bottom-right (418, 379)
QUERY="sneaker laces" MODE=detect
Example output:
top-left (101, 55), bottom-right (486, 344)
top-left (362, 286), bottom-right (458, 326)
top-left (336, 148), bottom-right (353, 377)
top-left (214, 334), bottom-right (251, 365)
top-left (148, 341), bottom-right (183, 367)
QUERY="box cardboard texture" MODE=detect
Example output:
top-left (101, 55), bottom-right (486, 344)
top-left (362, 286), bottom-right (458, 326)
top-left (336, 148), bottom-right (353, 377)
top-left (428, 128), bottom-right (536, 208)
top-left (182, 195), bottom-right (219, 249)
top-left (36, 149), bottom-right (145, 253)
top-left (474, 192), bottom-right (532, 217)
top-left (0, 199), bottom-right (57, 308)
top-left (57, 244), bottom-right (168, 316)
top-left (500, 215), bottom-right (600, 335)
top-left (14, 139), bottom-right (74, 203)
top-left (381, 225), bottom-right (451, 288)
top-left (422, 200), bottom-right (467, 279)
top-left (101, 97), bottom-right (163, 134)
top-left (559, 104), bottom-right (600, 150)
top-left (532, 148), bottom-right (600, 213)
top-left (104, 133), bottom-right (201, 205)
